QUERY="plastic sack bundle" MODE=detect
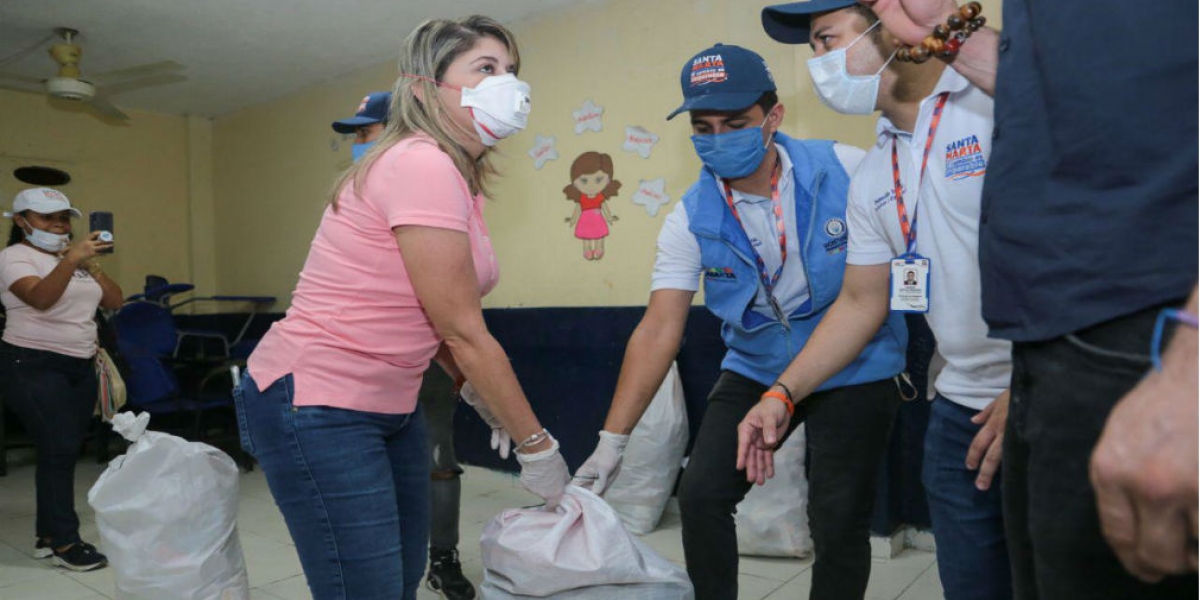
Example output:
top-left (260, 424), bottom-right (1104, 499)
top-left (480, 486), bottom-right (693, 599)
top-left (735, 425), bottom-right (812, 557)
top-left (88, 412), bottom-right (250, 600)
top-left (604, 362), bottom-right (689, 534)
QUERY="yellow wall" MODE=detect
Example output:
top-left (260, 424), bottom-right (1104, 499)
top-left (211, 62), bottom-right (395, 306)
top-left (1, 1), bottom-right (1001, 313)
top-left (209, 0), bottom-right (900, 310)
top-left (483, 0), bottom-right (884, 308)
top-left (0, 89), bottom-right (194, 300)
top-left (208, 0), bottom-right (1003, 309)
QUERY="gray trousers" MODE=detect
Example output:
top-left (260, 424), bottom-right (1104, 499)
top-left (418, 364), bottom-right (462, 552)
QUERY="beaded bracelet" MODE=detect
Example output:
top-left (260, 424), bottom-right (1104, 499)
top-left (895, 2), bottom-right (986, 64)
top-left (517, 428), bottom-right (551, 450)
top-left (1151, 308), bottom-right (1199, 371)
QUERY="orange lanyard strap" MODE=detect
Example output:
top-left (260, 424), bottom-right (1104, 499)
top-left (722, 161), bottom-right (784, 295)
top-left (891, 92), bottom-right (950, 255)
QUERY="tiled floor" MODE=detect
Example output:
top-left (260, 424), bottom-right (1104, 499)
top-left (0, 454), bottom-right (943, 599)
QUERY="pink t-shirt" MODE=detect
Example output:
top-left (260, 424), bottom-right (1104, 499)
top-left (0, 244), bottom-right (102, 359)
top-left (248, 134), bottom-right (499, 414)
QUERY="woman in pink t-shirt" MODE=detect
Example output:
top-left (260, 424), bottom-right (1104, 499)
top-left (0, 188), bottom-right (122, 572)
top-left (234, 16), bottom-right (567, 600)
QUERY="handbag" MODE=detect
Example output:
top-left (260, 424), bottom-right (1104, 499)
top-left (95, 347), bottom-right (127, 421)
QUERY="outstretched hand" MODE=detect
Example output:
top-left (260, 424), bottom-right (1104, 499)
top-left (736, 398), bottom-right (791, 485)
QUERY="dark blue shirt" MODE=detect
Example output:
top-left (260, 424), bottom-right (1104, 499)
top-left (980, 0), bottom-right (1198, 342)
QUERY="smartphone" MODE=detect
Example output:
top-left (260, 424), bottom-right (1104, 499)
top-left (89, 211), bottom-right (114, 254)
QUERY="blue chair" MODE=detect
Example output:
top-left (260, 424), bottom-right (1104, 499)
top-left (111, 301), bottom-right (248, 466)
top-left (126, 275), bottom-right (275, 359)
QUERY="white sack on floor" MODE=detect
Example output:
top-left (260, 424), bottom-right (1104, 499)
top-left (735, 425), bottom-right (812, 557)
top-left (480, 486), bottom-right (693, 599)
top-left (88, 412), bottom-right (249, 600)
top-left (604, 361), bottom-right (689, 534)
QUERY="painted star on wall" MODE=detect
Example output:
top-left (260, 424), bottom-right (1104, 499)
top-left (632, 178), bottom-right (671, 217)
top-left (622, 126), bottom-right (659, 159)
top-left (528, 135), bottom-right (558, 170)
top-left (572, 99), bottom-right (604, 134)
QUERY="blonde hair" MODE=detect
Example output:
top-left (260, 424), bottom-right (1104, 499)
top-left (328, 15), bottom-right (521, 208)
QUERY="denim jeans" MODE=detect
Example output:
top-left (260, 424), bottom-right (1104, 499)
top-left (922, 395), bottom-right (1011, 600)
top-left (1005, 305), bottom-right (1198, 600)
top-left (417, 364), bottom-right (461, 552)
top-left (0, 342), bottom-right (97, 548)
top-left (234, 372), bottom-right (430, 600)
top-left (677, 371), bottom-right (900, 600)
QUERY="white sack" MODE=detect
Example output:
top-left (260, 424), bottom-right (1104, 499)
top-left (604, 362), bottom-right (689, 534)
top-left (88, 412), bottom-right (249, 600)
top-left (480, 486), bottom-right (693, 599)
top-left (735, 425), bottom-right (812, 557)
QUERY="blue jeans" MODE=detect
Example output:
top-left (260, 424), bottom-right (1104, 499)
top-left (234, 373), bottom-right (430, 600)
top-left (922, 395), bottom-right (1011, 600)
top-left (0, 342), bottom-right (97, 548)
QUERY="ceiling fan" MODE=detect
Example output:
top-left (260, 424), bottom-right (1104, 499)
top-left (0, 27), bottom-right (186, 122)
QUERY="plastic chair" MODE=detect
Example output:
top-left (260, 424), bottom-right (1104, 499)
top-left (125, 275), bottom-right (275, 359)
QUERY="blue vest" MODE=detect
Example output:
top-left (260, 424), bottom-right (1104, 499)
top-left (683, 134), bottom-right (907, 388)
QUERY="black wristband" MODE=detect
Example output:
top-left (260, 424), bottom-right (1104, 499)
top-left (772, 381), bottom-right (794, 403)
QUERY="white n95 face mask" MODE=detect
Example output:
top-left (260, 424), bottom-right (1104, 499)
top-left (806, 20), bottom-right (895, 115)
top-left (459, 74), bottom-right (532, 146)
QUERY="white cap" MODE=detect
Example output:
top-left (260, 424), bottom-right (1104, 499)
top-left (9, 187), bottom-right (82, 218)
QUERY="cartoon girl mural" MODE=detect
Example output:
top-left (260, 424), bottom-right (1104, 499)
top-left (563, 151), bottom-right (621, 260)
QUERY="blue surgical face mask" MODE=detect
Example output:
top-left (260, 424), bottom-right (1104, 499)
top-left (690, 118), bottom-right (771, 179)
top-left (351, 141), bottom-right (376, 162)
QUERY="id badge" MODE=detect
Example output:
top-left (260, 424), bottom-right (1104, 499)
top-left (890, 254), bottom-right (930, 313)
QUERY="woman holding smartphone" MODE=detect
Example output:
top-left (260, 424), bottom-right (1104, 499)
top-left (234, 15), bottom-right (569, 600)
top-left (0, 187), bottom-right (122, 571)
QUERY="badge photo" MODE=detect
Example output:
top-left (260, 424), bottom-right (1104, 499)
top-left (890, 255), bottom-right (930, 313)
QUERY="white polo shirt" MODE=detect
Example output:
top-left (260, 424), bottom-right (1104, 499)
top-left (652, 143), bottom-right (865, 319)
top-left (846, 67), bottom-right (1011, 411)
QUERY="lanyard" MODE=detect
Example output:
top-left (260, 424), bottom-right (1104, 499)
top-left (891, 92), bottom-right (950, 255)
top-left (722, 161), bottom-right (785, 297)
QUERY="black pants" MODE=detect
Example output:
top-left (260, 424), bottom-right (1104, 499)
top-left (0, 341), bottom-right (97, 548)
top-left (677, 371), bottom-right (901, 600)
top-left (1005, 305), bottom-right (1198, 599)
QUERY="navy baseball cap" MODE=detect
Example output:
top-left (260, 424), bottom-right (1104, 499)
top-left (667, 44), bottom-right (776, 120)
top-left (762, 0), bottom-right (859, 44)
top-left (331, 91), bottom-right (391, 134)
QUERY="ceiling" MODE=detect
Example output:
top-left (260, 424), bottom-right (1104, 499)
top-left (0, 0), bottom-right (592, 118)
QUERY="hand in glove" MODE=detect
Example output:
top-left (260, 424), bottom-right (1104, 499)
top-left (571, 430), bottom-right (630, 495)
top-left (516, 433), bottom-right (570, 509)
top-left (459, 382), bottom-right (513, 459)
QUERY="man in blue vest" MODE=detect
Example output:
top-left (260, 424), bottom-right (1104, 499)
top-left (572, 43), bottom-right (908, 600)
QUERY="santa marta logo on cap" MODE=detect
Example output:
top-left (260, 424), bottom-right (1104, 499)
top-left (668, 43), bottom-right (776, 120)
